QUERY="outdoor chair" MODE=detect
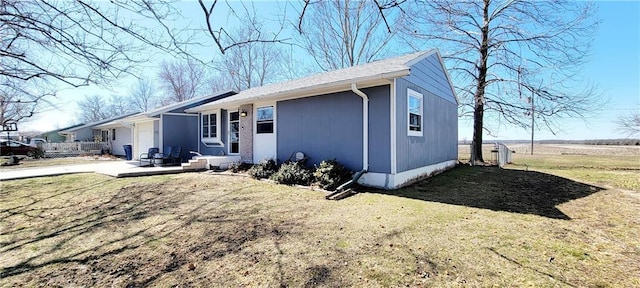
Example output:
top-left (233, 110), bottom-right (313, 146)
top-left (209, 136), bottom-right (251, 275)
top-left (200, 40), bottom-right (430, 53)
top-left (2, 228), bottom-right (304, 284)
top-left (139, 147), bottom-right (159, 167)
top-left (167, 146), bottom-right (182, 166)
top-left (153, 146), bottom-right (182, 166)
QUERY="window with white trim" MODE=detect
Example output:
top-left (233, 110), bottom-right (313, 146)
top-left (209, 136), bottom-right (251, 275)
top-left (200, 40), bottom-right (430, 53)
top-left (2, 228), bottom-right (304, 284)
top-left (407, 89), bottom-right (423, 136)
top-left (256, 106), bottom-right (274, 134)
top-left (201, 112), bottom-right (221, 145)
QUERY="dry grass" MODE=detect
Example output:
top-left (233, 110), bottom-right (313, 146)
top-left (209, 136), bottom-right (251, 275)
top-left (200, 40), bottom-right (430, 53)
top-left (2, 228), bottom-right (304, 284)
top-left (1, 162), bottom-right (639, 287)
top-left (0, 156), bottom-right (122, 169)
top-left (460, 144), bottom-right (640, 191)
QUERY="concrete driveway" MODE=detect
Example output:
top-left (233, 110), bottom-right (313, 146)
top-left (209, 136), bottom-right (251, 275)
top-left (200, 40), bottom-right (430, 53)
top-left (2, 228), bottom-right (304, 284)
top-left (0, 161), bottom-right (186, 181)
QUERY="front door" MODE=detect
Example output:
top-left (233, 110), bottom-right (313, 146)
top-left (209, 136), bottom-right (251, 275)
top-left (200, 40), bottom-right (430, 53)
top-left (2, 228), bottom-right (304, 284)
top-left (253, 104), bottom-right (276, 162)
top-left (228, 111), bottom-right (240, 154)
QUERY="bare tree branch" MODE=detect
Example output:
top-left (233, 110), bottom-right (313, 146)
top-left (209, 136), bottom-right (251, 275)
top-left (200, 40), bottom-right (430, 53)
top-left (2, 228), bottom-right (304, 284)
top-left (397, 0), bottom-right (599, 161)
top-left (297, 0), bottom-right (400, 71)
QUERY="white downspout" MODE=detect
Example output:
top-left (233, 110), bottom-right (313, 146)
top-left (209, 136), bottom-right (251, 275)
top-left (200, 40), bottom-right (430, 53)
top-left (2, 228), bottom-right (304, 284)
top-left (351, 83), bottom-right (369, 171)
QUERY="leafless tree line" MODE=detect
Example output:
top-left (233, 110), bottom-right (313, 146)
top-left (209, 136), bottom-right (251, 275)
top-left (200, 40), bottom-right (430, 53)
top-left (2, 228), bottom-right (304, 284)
top-left (3, 0), bottom-right (606, 159)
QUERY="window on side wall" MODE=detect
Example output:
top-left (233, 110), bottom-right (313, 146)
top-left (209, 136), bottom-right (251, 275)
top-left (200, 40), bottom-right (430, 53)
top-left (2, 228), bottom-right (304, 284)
top-left (112, 129), bottom-right (116, 141)
top-left (256, 106), bottom-right (274, 134)
top-left (201, 112), bottom-right (220, 145)
top-left (408, 89), bottom-right (423, 137)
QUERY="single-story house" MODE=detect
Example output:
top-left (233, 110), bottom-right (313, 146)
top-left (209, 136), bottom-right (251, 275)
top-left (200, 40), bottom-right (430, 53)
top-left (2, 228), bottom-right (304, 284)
top-left (58, 113), bottom-right (138, 143)
top-left (33, 124), bottom-right (84, 143)
top-left (186, 49), bottom-right (458, 189)
top-left (98, 90), bottom-right (236, 162)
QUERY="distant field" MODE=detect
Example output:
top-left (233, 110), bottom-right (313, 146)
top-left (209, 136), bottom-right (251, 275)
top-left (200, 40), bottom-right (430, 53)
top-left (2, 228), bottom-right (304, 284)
top-left (459, 143), bottom-right (640, 191)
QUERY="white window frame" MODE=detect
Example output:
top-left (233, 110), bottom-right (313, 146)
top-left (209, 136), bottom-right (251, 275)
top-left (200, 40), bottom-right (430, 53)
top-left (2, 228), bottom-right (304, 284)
top-left (407, 88), bottom-right (423, 137)
top-left (256, 106), bottom-right (274, 134)
top-left (201, 111), bottom-right (222, 146)
top-left (228, 110), bottom-right (240, 155)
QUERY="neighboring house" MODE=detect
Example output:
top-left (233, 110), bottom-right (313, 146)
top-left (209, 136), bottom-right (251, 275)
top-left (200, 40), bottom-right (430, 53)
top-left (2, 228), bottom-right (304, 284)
top-left (186, 50), bottom-right (458, 189)
top-left (32, 124), bottom-right (84, 143)
top-left (93, 122), bottom-right (134, 156)
top-left (58, 113), bottom-right (138, 155)
top-left (99, 90), bottom-right (236, 162)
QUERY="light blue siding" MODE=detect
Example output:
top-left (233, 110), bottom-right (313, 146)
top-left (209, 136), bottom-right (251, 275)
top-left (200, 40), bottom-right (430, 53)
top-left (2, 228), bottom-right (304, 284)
top-left (395, 78), bottom-right (458, 172)
top-left (162, 114), bottom-right (199, 162)
top-left (404, 53), bottom-right (457, 105)
top-left (366, 86), bottom-right (391, 173)
top-left (277, 91), bottom-right (363, 171)
top-left (276, 85), bottom-right (391, 173)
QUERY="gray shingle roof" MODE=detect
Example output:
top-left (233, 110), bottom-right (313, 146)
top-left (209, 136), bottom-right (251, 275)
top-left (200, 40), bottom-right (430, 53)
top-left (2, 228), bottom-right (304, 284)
top-left (188, 50), bottom-right (434, 111)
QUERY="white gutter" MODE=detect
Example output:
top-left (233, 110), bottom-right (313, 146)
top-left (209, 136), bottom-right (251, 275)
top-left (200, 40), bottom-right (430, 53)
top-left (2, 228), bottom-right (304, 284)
top-left (351, 83), bottom-right (369, 171)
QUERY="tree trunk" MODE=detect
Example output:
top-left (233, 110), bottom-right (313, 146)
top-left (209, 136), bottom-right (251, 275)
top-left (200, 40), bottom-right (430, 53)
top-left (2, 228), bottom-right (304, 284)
top-left (472, 0), bottom-right (491, 163)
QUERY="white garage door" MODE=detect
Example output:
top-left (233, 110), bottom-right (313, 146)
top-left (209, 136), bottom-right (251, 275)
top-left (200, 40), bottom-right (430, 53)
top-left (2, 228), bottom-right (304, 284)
top-left (137, 121), bottom-right (155, 158)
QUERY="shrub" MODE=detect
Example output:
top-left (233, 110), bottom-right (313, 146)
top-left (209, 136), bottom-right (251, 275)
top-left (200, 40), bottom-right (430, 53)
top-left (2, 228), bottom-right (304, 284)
top-left (313, 159), bottom-right (352, 191)
top-left (248, 158), bottom-right (278, 179)
top-left (228, 162), bottom-right (241, 173)
top-left (27, 147), bottom-right (45, 159)
top-left (270, 162), bottom-right (314, 186)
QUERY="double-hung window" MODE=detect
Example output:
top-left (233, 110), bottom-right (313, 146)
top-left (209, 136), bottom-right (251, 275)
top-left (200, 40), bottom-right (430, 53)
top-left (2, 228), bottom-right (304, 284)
top-left (256, 106), bottom-right (274, 134)
top-left (408, 89), bottom-right (423, 136)
top-left (202, 112), bottom-right (220, 145)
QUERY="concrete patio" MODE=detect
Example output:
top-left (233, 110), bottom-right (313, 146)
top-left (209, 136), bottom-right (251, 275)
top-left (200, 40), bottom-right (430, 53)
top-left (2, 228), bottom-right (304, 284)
top-left (0, 160), bottom-right (194, 181)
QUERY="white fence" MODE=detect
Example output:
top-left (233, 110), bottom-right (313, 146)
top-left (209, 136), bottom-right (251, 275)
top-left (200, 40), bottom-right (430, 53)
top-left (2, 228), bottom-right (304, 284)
top-left (496, 143), bottom-right (513, 168)
top-left (39, 142), bottom-right (109, 157)
top-left (468, 142), bottom-right (513, 167)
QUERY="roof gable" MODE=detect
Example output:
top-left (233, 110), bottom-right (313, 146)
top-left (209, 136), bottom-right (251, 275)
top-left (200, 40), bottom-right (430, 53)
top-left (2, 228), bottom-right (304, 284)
top-left (188, 50), bottom-right (436, 112)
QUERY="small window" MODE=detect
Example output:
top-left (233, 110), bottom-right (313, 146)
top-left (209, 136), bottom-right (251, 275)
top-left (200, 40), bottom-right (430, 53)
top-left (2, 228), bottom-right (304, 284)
top-left (256, 106), bottom-right (274, 134)
top-left (202, 113), bottom-right (217, 139)
top-left (408, 89), bottom-right (423, 136)
top-left (112, 129), bottom-right (116, 141)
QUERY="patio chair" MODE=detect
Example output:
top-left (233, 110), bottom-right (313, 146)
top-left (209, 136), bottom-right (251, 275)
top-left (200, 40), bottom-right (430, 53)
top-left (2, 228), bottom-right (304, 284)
top-left (154, 146), bottom-right (182, 166)
top-left (139, 147), bottom-right (159, 167)
top-left (169, 146), bottom-right (182, 165)
top-left (153, 146), bottom-right (172, 166)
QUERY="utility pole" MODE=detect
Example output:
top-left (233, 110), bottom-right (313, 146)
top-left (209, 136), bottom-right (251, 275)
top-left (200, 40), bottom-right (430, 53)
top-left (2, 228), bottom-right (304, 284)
top-left (530, 89), bottom-right (534, 155)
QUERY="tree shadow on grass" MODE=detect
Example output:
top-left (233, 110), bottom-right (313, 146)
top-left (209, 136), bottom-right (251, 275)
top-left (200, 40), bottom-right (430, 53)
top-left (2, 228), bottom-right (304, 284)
top-left (0, 176), bottom-right (307, 287)
top-left (363, 165), bottom-right (603, 220)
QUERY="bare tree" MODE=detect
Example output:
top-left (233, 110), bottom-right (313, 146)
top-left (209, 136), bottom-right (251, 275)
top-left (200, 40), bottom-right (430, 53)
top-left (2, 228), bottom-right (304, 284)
top-left (76, 94), bottom-right (136, 123)
top-left (214, 17), bottom-right (286, 91)
top-left (77, 95), bottom-right (111, 123)
top-left (197, 0), bottom-right (288, 54)
top-left (616, 111), bottom-right (640, 137)
top-left (0, 79), bottom-right (53, 127)
top-left (129, 77), bottom-right (157, 112)
top-left (157, 59), bottom-right (211, 104)
top-left (400, 0), bottom-right (599, 162)
top-left (1, 0), bottom-right (287, 125)
top-left (296, 0), bottom-right (400, 71)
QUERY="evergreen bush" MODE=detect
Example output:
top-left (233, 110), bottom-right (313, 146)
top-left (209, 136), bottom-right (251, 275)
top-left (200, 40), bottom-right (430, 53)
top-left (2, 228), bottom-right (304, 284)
top-left (248, 158), bottom-right (278, 179)
top-left (313, 159), bottom-right (352, 191)
top-left (270, 162), bottom-right (313, 186)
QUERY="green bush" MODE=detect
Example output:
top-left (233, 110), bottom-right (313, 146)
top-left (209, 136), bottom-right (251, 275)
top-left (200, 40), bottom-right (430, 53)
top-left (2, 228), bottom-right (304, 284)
top-left (270, 162), bottom-right (314, 186)
top-left (248, 158), bottom-right (278, 179)
top-left (313, 159), bottom-right (352, 191)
